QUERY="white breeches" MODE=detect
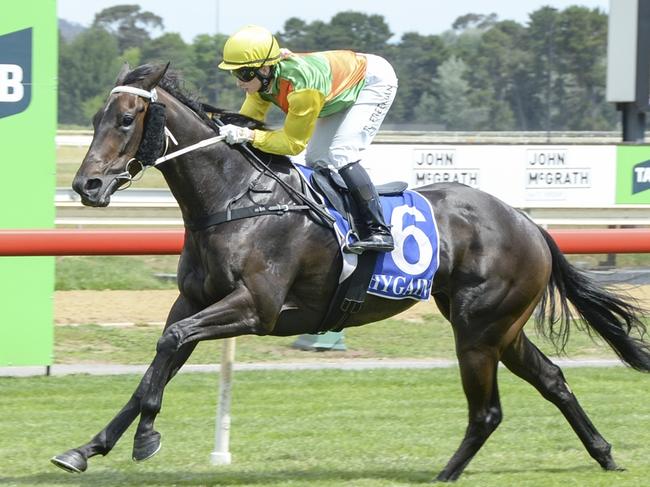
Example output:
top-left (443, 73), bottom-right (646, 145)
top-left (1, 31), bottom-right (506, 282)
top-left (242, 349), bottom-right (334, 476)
top-left (302, 54), bottom-right (398, 170)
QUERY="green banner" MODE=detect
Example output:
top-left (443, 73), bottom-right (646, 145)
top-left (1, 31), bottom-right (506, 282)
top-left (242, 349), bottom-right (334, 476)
top-left (0, 1), bottom-right (57, 366)
top-left (616, 145), bottom-right (650, 204)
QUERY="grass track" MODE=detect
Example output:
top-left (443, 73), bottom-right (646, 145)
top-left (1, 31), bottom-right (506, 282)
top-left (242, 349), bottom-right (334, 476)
top-left (1, 367), bottom-right (648, 486)
top-left (54, 311), bottom-right (628, 366)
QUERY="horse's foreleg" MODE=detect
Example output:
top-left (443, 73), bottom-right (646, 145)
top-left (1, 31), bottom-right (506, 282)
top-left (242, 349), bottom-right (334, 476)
top-left (435, 347), bottom-right (502, 482)
top-left (51, 295), bottom-right (199, 473)
top-left (51, 342), bottom-right (197, 473)
top-left (133, 287), bottom-right (268, 462)
top-left (501, 332), bottom-right (622, 471)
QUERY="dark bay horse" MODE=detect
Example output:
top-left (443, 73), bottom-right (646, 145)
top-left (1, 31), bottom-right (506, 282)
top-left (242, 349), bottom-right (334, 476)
top-left (51, 63), bottom-right (650, 482)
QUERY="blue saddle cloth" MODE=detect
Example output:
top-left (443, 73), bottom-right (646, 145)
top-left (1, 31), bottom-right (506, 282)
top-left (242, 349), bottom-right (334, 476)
top-left (296, 164), bottom-right (440, 301)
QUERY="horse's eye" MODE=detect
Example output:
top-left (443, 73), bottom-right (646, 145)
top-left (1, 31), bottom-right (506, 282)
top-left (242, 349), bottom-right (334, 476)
top-left (121, 114), bottom-right (135, 127)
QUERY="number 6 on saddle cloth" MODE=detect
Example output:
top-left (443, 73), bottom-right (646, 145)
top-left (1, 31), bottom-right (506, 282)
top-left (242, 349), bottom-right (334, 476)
top-left (303, 165), bottom-right (440, 331)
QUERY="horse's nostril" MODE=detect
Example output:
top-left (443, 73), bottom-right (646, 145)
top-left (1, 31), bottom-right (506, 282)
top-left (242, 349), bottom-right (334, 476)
top-left (85, 179), bottom-right (102, 191)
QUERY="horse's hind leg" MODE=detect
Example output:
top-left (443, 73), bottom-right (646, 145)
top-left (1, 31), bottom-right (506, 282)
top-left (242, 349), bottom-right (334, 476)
top-left (434, 268), bottom-right (547, 481)
top-left (435, 346), bottom-right (502, 482)
top-left (501, 332), bottom-right (621, 471)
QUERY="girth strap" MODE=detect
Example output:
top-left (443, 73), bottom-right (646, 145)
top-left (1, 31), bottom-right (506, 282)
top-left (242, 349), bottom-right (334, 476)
top-left (187, 204), bottom-right (312, 231)
top-left (320, 250), bottom-right (378, 332)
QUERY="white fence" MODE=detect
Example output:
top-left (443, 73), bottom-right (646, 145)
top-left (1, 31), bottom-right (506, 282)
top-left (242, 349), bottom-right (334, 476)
top-left (56, 131), bottom-right (650, 227)
top-left (54, 189), bottom-right (650, 228)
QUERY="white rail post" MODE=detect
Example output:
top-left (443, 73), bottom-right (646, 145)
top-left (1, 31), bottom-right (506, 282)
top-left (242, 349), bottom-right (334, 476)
top-left (210, 337), bottom-right (236, 465)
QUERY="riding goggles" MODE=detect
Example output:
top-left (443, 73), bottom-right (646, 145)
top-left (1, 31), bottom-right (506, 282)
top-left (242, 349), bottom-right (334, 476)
top-left (231, 67), bottom-right (258, 82)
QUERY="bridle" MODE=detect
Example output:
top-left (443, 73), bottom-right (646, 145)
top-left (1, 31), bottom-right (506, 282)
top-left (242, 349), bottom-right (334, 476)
top-left (108, 85), bottom-right (225, 190)
top-left (107, 84), bottom-right (335, 226)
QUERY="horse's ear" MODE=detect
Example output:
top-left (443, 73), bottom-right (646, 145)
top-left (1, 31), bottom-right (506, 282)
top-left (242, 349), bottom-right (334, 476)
top-left (115, 62), bottom-right (131, 85)
top-left (142, 62), bottom-right (170, 91)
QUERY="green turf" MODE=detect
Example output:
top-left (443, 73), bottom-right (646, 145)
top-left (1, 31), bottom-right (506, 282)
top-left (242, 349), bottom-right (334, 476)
top-left (55, 255), bottom-right (179, 290)
top-left (0, 368), bottom-right (648, 486)
top-left (54, 253), bottom-right (650, 292)
top-left (53, 310), bottom-right (634, 366)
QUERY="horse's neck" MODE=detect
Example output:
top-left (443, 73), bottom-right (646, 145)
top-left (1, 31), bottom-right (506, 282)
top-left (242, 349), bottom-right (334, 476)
top-left (156, 92), bottom-right (255, 222)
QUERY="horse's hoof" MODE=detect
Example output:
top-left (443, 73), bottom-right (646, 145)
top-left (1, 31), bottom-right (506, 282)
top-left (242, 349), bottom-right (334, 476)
top-left (598, 455), bottom-right (625, 472)
top-left (602, 461), bottom-right (626, 472)
top-left (51, 449), bottom-right (87, 473)
top-left (132, 431), bottom-right (161, 462)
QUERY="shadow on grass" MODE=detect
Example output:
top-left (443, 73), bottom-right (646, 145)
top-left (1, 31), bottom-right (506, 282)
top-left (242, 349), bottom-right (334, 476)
top-left (0, 464), bottom-right (612, 486)
top-left (0, 467), bottom-right (435, 486)
top-left (463, 464), bottom-right (598, 477)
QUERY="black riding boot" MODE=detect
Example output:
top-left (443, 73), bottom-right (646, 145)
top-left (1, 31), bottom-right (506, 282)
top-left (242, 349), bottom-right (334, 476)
top-left (339, 161), bottom-right (394, 253)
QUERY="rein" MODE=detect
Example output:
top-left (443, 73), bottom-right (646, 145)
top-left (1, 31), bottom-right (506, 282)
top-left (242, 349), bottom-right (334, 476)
top-left (210, 116), bottom-right (335, 226)
top-left (152, 134), bottom-right (225, 166)
top-left (109, 84), bottom-right (335, 227)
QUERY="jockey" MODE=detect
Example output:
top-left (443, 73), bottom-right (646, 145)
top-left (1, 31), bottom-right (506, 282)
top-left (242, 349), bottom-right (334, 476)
top-left (218, 24), bottom-right (398, 253)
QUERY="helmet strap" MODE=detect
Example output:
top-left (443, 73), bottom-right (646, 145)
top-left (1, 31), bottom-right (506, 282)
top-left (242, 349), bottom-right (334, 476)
top-left (254, 37), bottom-right (276, 93)
top-left (256, 65), bottom-right (275, 93)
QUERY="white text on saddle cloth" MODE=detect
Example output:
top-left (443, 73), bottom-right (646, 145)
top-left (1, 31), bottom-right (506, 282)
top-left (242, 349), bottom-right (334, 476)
top-left (367, 192), bottom-right (440, 300)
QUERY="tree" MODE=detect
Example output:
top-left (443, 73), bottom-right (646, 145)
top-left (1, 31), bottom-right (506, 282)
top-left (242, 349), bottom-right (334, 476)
top-left (326, 11), bottom-right (393, 53)
top-left (191, 34), bottom-right (224, 105)
top-left (278, 18), bottom-right (311, 49)
top-left (55, 7), bottom-right (620, 131)
top-left (92, 4), bottom-right (163, 52)
top-left (58, 33), bottom-right (82, 125)
top-left (58, 27), bottom-right (121, 125)
top-left (413, 92), bottom-right (440, 126)
top-left (432, 56), bottom-right (486, 130)
top-left (279, 18), bottom-right (330, 52)
top-left (140, 33), bottom-right (200, 93)
top-left (525, 7), bottom-right (561, 130)
top-left (452, 13), bottom-right (498, 31)
top-left (523, 5), bottom-right (616, 130)
top-left (466, 21), bottom-right (527, 130)
top-left (279, 12), bottom-right (392, 54)
top-left (191, 33), bottom-right (245, 111)
top-left (554, 6), bottom-right (615, 129)
top-left (388, 33), bottom-right (448, 123)
top-left (141, 33), bottom-right (191, 68)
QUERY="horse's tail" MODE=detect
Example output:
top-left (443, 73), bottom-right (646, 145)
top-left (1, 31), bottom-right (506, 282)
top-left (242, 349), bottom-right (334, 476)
top-left (535, 226), bottom-right (650, 372)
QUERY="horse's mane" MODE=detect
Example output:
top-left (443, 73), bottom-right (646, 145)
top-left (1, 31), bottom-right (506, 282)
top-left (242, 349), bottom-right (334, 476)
top-left (123, 64), bottom-right (289, 165)
top-left (122, 64), bottom-right (267, 131)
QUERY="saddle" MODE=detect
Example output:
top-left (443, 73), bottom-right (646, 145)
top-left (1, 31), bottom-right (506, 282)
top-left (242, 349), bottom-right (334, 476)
top-left (311, 167), bottom-right (407, 235)
top-left (308, 167), bottom-right (408, 331)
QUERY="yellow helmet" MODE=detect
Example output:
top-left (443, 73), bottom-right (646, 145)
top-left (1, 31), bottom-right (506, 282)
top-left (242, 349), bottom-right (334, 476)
top-left (218, 25), bottom-right (281, 70)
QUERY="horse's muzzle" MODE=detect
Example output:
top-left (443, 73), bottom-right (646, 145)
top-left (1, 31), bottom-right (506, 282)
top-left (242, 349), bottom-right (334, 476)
top-left (72, 175), bottom-right (122, 207)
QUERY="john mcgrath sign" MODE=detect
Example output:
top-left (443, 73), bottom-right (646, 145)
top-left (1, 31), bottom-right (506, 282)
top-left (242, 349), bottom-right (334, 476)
top-left (0, 28), bottom-right (32, 119)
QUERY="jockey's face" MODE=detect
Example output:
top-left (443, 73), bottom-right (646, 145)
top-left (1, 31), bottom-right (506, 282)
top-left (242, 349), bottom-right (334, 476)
top-left (236, 76), bottom-right (261, 94)
top-left (234, 66), bottom-right (271, 94)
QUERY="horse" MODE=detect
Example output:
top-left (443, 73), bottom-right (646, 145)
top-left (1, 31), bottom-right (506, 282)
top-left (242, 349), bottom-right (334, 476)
top-left (51, 63), bottom-right (650, 482)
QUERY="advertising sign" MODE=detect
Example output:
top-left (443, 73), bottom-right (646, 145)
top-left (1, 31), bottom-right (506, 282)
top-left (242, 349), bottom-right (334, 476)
top-left (0, 28), bottom-right (32, 118)
top-left (616, 145), bottom-right (650, 204)
top-left (521, 146), bottom-right (616, 206)
top-left (365, 144), bottom-right (617, 208)
top-left (0, 1), bottom-right (57, 366)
